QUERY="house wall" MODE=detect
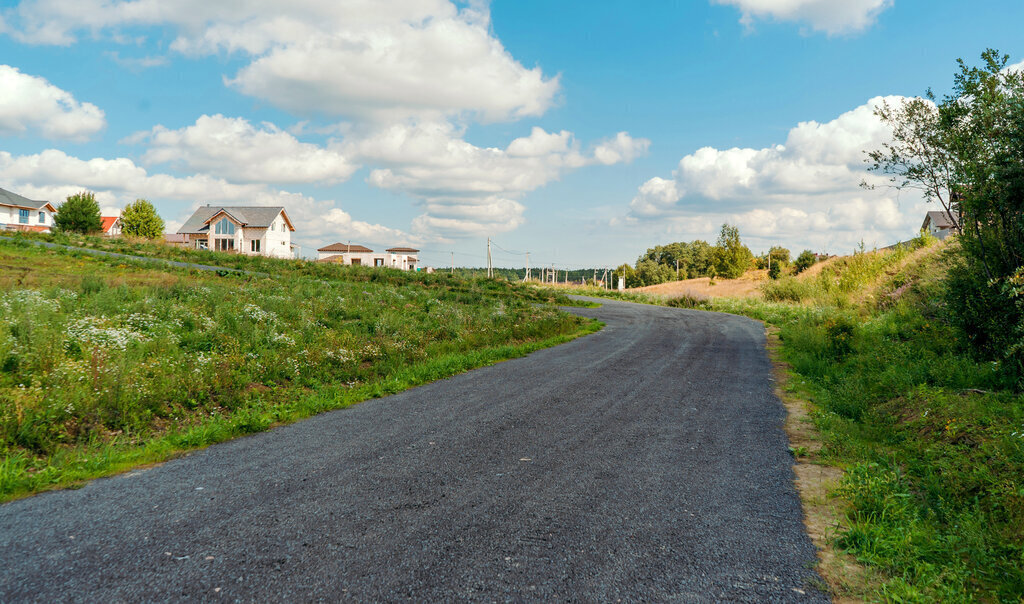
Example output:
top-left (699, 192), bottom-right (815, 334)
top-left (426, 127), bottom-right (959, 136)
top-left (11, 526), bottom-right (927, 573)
top-left (0, 205), bottom-right (52, 231)
top-left (264, 213), bottom-right (292, 258)
top-left (327, 251), bottom-right (417, 269)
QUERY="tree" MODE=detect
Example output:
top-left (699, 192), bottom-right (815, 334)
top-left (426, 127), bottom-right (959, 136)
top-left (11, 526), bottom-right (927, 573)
top-left (793, 250), bottom-right (816, 274)
top-left (54, 191), bottom-right (102, 234)
top-left (866, 49), bottom-right (1024, 381)
top-left (712, 223), bottom-right (753, 279)
top-left (120, 199), bottom-right (165, 239)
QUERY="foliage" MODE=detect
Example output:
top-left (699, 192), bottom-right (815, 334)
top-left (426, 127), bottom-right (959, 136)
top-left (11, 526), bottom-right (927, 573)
top-left (53, 191), bottom-right (102, 234)
top-left (768, 261), bottom-right (783, 280)
top-left (0, 236), bottom-right (594, 500)
top-left (712, 223), bottom-right (754, 279)
top-left (120, 199), bottom-right (165, 239)
top-left (868, 49), bottom-right (1024, 385)
top-left (637, 240), bottom-right (715, 279)
top-left (793, 249), bottom-right (817, 274)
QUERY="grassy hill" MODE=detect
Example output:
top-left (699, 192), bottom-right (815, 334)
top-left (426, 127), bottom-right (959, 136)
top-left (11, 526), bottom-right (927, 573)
top-left (0, 233), bottom-right (599, 501)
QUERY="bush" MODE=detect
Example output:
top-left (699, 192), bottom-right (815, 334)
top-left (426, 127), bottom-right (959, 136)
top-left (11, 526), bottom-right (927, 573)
top-left (793, 250), bottom-right (816, 274)
top-left (120, 199), bottom-right (165, 239)
top-left (713, 223), bottom-right (754, 279)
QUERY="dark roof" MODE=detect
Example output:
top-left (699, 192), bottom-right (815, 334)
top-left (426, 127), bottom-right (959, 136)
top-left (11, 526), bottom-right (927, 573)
top-left (922, 210), bottom-right (958, 230)
top-left (0, 187), bottom-right (53, 211)
top-left (386, 247), bottom-right (420, 253)
top-left (177, 206), bottom-right (292, 234)
top-left (318, 243), bottom-right (374, 253)
top-left (164, 233), bottom-right (189, 243)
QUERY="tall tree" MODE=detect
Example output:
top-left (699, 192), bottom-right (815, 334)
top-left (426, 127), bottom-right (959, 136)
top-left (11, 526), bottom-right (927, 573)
top-left (713, 223), bottom-right (753, 279)
top-left (120, 199), bottom-right (165, 239)
top-left (54, 191), bottom-right (102, 234)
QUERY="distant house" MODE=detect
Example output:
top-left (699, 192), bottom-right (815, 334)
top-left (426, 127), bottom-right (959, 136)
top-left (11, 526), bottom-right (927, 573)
top-left (317, 243), bottom-right (420, 270)
top-left (0, 188), bottom-right (56, 233)
top-left (177, 205), bottom-right (296, 258)
top-left (100, 216), bottom-right (122, 237)
top-left (921, 210), bottom-right (959, 240)
top-left (164, 233), bottom-right (190, 247)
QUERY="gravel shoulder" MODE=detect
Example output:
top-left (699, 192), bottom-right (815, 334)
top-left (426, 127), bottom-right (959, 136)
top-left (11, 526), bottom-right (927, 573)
top-left (0, 298), bottom-right (827, 602)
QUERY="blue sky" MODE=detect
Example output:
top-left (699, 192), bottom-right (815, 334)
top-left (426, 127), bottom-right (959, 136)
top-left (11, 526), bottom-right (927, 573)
top-left (0, 0), bottom-right (1021, 268)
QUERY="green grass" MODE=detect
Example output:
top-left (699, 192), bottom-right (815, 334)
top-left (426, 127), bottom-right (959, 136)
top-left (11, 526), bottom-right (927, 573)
top-left (0, 235), bottom-right (599, 501)
top-left (741, 242), bottom-right (1023, 602)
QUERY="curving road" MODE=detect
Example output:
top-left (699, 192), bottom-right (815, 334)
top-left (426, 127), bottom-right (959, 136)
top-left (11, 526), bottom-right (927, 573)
top-left (0, 298), bottom-right (828, 602)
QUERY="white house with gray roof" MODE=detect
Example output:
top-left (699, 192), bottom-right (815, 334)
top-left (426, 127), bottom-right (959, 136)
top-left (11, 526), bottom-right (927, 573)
top-left (177, 205), bottom-right (296, 259)
top-left (0, 187), bottom-right (57, 233)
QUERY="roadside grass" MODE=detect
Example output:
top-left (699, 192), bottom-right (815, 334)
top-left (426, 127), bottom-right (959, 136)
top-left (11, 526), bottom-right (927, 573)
top-left (0, 236), bottom-right (599, 501)
top-left (550, 238), bottom-right (1024, 601)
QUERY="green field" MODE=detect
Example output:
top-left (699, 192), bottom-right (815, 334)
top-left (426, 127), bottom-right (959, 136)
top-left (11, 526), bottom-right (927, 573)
top-left (0, 234), bottom-right (599, 501)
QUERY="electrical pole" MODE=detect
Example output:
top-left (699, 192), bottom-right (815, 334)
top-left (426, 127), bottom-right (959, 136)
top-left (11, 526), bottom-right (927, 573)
top-left (487, 238), bottom-right (492, 278)
top-left (524, 252), bottom-right (530, 282)
top-left (451, 251), bottom-right (454, 275)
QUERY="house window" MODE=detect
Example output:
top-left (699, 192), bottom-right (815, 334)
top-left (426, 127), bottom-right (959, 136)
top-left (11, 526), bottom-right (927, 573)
top-left (38, 211), bottom-right (45, 224)
top-left (351, 258), bottom-right (361, 266)
top-left (214, 218), bottom-right (235, 235)
top-left (216, 239), bottom-right (234, 251)
top-left (18, 209), bottom-right (29, 224)
top-left (374, 258), bottom-right (384, 267)
top-left (270, 222), bottom-right (275, 231)
top-left (251, 240), bottom-right (261, 252)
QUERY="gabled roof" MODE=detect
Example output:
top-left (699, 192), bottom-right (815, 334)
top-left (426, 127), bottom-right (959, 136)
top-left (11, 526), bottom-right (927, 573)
top-left (177, 206), bottom-right (294, 234)
top-left (922, 210), bottom-right (959, 230)
top-left (100, 216), bottom-right (119, 233)
top-left (318, 243), bottom-right (374, 253)
top-left (386, 247), bottom-right (420, 253)
top-left (0, 187), bottom-right (55, 212)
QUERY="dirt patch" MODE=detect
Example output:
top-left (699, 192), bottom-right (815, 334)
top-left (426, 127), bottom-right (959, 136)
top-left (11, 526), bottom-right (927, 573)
top-left (765, 326), bottom-right (874, 602)
top-left (632, 270), bottom-right (770, 299)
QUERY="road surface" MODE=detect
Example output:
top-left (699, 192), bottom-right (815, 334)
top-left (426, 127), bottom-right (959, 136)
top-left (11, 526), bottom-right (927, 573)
top-left (0, 298), bottom-right (827, 602)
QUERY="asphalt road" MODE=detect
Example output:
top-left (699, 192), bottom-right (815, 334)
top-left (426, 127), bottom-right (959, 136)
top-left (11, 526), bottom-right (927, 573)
top-left (0, 298), bottom-right (828, 602)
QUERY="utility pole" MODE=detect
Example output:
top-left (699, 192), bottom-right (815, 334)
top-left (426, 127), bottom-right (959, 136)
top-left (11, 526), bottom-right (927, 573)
top-left (550, 263), bottom-right (555, 284)
top-left (524, 252), bottom-right (530, 282)
top-left (451, 251), bottom-right (454, 275)
top-left (486, 238), bottom-right (492, 278)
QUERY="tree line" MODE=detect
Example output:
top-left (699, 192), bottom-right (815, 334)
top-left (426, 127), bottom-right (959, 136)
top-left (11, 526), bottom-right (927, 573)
top-left (53, 191), bottom-right (164, 239)
top-left (616, 224), bottom-right (820, 288)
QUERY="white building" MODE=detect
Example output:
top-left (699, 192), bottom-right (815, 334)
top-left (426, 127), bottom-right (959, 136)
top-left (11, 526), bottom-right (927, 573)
top-left (0, 188), bottom-right (56, 233)
top-left (317, 243), bottom-right (420, 270)
top-left (921, 210), bottom-right (960, 240)
top-left (100, 216), bottom-right (122, 237)
top-left (177, 205), bottom-right (296, 258)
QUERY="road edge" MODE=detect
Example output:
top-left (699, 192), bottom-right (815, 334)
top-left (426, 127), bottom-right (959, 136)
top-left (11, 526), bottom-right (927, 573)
top-left (764, 326), bottom-right (875, 603)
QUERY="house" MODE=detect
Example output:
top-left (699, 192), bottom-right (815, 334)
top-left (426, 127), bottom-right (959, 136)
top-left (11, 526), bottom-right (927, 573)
top-left (164, 233), bottom-right (190, 247)
top-left (177, 205), bottom-right (295, 258)
top-left (100, 216), bottom-right (122, 237)
top-left (0, 187), bottom-right (56, 233)
top-left (921, 210), bottom-right (959, 240)
top-left (316, 243), bottom-right (420, 270)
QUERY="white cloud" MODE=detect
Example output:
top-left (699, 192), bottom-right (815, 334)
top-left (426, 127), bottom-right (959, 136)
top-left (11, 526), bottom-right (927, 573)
top-left (0, 148), bottom-right (406, 250)
top-left (134, 114), bottom-right (358, 185)
top-left (0, 65), bottom-right (105, 140)
top-left (713, 0), bottom-right (892, 35)
top-left (350, 121), bottom-right (648, 239)
top-left (625, 96), bottom-right (934, 252)
top-left (1, 1), bottom-right (558, 123)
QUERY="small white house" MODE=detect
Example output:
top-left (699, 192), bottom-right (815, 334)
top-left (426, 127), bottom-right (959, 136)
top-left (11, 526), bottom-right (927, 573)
top-left (100, 216), bottom-right (122, 237)
top-left (317, 243), bottom-right (420, 270)
top-left (177, 205), bottom-right (295, 259)
top-left (921, 210), bottom-right (959, 240)
top-left (0, 188), bottom-right (56, 233)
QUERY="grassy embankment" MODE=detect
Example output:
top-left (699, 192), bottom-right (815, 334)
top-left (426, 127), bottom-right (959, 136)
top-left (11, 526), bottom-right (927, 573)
top-left (556, 237), bottom-right (1024, 602)
top-left (0, 233), bottom-right (599, 502)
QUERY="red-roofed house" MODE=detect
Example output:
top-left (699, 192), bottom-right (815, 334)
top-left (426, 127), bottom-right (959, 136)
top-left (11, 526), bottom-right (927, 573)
top-left (100, 216), bottom-right (122, 237)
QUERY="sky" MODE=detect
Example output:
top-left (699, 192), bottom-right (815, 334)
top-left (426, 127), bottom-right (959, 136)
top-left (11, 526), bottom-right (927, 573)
top-left (0, 0), bottom-right (1022, 269)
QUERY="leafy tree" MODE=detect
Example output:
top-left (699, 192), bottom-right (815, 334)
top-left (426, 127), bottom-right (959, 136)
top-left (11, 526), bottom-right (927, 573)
top-left (712, 223), bottom-right (753, 279)
top-left (54, 191), bottom-right (102, 234)
top-left (866, 49), bottom-right (1024, 381)
top-left (793, 250), bottom-right (816, 274)
top-left (120, 199), bottom-right (165, 239)
top-left (768, 261), bottom-right (783, 280)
